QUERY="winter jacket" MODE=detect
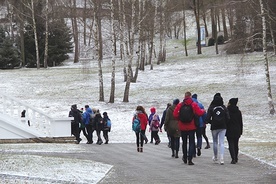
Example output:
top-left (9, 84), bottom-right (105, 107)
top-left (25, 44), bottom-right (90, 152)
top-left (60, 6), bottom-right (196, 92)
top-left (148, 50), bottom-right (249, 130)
top-left (226, 105), bottom-right (243, 138)
top-left (149, 114), bottom-right (160, 131)
top-left (94, 112), bottom-right (103, 131)
top-left (103, 115), bottom-right (111, 131)
top-left (164, 104), bottom-right (180, 137)
top-left (148, 113), bottom-right (160, 126)
top-left (82, 107), bottom-right (93, 125)
top-left (192, 98), bottom-right (207, 128)
top-left (206, 96), bottom-right (230, 130)
top-left (134, 111), bottom-right (148, 131)
top-left (173, 97), bottom-right (205, 131)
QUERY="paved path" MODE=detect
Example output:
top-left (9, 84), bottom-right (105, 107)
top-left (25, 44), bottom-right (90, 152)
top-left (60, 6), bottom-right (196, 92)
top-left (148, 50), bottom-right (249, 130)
top-left (1, 143), bottom-right (275, 184)
top-left (65, 143), bottom-right (275, 184)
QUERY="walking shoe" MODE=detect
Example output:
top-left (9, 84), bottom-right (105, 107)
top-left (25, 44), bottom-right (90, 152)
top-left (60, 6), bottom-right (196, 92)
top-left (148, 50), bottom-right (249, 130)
top-left (231, 160), bottom-right (236, 164)
top-left (182, 156), bottom-right (187, 164)
top-left (197, 148), bottom-right (201, 156)
top-left (212, 156), bottom-right (218, 163)
top-left (139, 147), bottom-right (143, 152)
top-left (220, 159), bottom-right (224, 165)
top-left (188, 161), bottom-right (194, 165)
top-left (145, 139), bottom-right (148, 144)
top-left (172, 151), bottom-right (175, 157)
top-left (137, 147), bottom-right (140, 152)
top-left (205, 145), bottom-right (210, 149)
top-left (175, 152), bottom-right (179, 158)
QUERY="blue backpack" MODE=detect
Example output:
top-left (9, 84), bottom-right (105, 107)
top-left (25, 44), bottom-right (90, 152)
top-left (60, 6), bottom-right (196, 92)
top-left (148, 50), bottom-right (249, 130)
top-left (106, 119), bottom-right (111, 128)
top-left (132, 115), bottom-right (141, 133)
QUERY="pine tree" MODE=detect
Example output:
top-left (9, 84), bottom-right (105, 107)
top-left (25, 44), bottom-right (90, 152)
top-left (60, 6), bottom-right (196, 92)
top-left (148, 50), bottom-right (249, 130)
top-left (0, 28), bottom-right (21, 69)
top-left (23, 19), bottom-right (73, 67)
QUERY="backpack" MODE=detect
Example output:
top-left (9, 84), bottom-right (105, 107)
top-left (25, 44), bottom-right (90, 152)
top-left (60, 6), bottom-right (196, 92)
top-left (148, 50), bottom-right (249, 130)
top-left (179, 103), bottom-right (194, 123)
top-left (151, 114), bottom-right (160, 129)
top-left (132, 115), bottom-right (141, 133)
top-left (106, 119), bottom-right (111, 128)
top-left (212, 106), bottom-right (226, 125)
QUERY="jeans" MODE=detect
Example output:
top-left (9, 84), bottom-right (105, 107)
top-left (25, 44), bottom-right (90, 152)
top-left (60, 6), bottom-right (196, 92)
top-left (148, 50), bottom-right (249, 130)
top-left (211, 129), bottom-right (226, 158)
top-left (181, 130), bottom-right (196, 161)
top-left (196, 127), bottom-right (204, 149)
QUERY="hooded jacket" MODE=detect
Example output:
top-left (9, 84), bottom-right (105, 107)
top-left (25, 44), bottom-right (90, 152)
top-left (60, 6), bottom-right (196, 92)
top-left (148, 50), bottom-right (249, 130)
top-left (164, 104), bottom-right (180, 137)
top-left (226, 104), bottom-right (243, 138)
top-left (173, 97), bottom-right (205, 131)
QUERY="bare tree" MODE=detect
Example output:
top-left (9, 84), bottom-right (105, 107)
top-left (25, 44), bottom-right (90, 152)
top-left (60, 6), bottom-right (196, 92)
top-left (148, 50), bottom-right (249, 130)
top-left (259, 0), bottom-right (275, 115)
top-left (193, 0), bottom-right (202, 54)
top-left (30, 0), bottom-right (40, 69)
top-left (109, 0), bottom-right (116, 103)
top-left (182, 0), bottom-right (188, 56)
top-left (43, 0), bottom-right (49, 68)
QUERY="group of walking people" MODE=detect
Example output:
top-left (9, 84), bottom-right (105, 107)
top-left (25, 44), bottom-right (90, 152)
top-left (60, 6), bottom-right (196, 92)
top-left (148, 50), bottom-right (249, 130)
top-left (69, 104), bottom-right (111, 145)
top-left (133, 91), bottom-right (243, 166)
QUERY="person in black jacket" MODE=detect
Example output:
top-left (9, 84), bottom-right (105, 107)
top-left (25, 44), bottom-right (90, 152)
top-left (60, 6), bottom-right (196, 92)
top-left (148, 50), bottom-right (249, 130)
top-left (69, 104), bottom-right (82, 144)
top-left (94, 109), bottom-right (103, 145)
top-left (226, 98), bottom-right (243, 164)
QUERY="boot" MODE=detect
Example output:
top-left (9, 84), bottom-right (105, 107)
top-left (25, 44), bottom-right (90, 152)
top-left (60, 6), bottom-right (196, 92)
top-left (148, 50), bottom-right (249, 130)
top-left (171, 150), bottom-right (175, 157)
top-left (175, 151), bottom-right (179, 158)
top-left (139, 147), bottom-right (143, 152)
top-left (137, 147), bottom-right (140, 152)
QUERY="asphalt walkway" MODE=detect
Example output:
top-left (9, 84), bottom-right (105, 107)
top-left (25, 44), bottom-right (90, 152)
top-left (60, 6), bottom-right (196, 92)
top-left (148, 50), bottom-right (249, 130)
top-left (65, 143), bottom-right (275, 184)
top-left (1, 142), bottom-right (275, 184)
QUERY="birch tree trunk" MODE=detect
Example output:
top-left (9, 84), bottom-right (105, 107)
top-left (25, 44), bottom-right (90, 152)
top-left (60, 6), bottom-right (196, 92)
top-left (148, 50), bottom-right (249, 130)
top-left (149, 0), bottom-right (158, 70)
top-left (94, 0), bottom-right (104, 101)
top-left (259, 0), bottom-right (275, 115)
top-left (182, 0), bottom-right (188, 56)
top-left (109, 0), bottom-right (116, 103)
top-left (72, 0), bottom-right (79, 63)
top-left (123, 0), bottom-right (135, 102)
top-left (43, 0), bottom-right (49, 68)
top-left (193, 0), bottom-right (202, 54)
top-left (31, 0), bottom-right (40, 69)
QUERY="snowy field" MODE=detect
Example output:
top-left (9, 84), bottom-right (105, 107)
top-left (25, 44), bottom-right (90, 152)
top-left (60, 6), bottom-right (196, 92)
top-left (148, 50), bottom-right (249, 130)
top-left (0, 40), bottom-right (275, 183)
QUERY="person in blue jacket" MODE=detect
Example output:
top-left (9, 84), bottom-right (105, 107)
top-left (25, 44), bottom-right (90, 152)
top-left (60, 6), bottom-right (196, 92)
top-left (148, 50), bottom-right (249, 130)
top-left (82, 105), bottom-right (94, 144)
top-left (192, 94), bottom-right (208, 157)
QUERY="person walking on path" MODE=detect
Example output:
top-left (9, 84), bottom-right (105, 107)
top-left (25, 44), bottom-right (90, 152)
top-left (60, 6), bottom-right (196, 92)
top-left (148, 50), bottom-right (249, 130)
top-left (173, 92), bottom-right (205, 165)
top-left (82, 105), bottom-right (93, 144)
top-left (164, 99), bottom-right (180, 158)
top-left (226, 98), bottom-right (243, 164)
top-left (161, 103), bottom-right (172, 148)
top-left (148, 107), bottom-right (157, 143)
top-left (192, 94), bottom-right (207, 157)
top-left (149, 111), bottom-right (161, 145)
top-left (68, 104), bottom-right (82, 144)
top-left (94, 109), bottom-right (104, 145)
top-left (133, 106), bottom-right (148, 152)
top-left (206, 93), bottom-right (230, 165)
top-left (102, 112), bottom-right (111, 144)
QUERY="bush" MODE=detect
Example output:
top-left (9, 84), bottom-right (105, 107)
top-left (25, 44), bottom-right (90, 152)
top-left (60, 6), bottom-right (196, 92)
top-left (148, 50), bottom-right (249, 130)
top-left (208, 38), bottom-right (215, 46)
top-left (217, 35), bottom-right (224, 45)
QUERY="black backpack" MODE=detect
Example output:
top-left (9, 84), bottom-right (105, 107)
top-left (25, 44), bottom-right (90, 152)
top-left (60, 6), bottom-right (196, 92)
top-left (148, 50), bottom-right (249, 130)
top-left (179, 103), bottom-right (194, 123)
top-left (212, 106), bottom-right (226, 125)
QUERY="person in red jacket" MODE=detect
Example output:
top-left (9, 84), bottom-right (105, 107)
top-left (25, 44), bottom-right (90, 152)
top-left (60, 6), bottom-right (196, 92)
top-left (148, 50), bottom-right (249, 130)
top-left (133, 105), bottom-right (148, 152)
top-left (173, 92), bottom-right (205, 165)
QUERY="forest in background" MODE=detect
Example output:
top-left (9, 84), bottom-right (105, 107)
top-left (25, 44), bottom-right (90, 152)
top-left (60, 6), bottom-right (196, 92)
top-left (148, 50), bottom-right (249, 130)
top-left (0, 0), bottom-right (275, 113)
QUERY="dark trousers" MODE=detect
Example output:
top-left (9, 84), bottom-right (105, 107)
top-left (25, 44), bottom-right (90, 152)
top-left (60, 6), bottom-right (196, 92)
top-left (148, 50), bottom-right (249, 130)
top-left (79, 127), bottom-right (88, 139)
top-left (202, 126), bottom-right (210, 146)
top-left (227, 137), bottom-right (240, 161)
top-left (103, 130), bottom-right (109, 142)
top-left (85, 124), bottom-right (93, 143)
top-left (181, 130), bottom-right (196, 161)
top-left (96, 129), bottom-right (103, 143)
top-left (171, 136), bottom-right (180, 152)
top-left (136, 130), bottom-right (146, 148)
top-left (152, 131), bottom-right (160, 142)
top-left (71, 123), bottom-right (81, 141)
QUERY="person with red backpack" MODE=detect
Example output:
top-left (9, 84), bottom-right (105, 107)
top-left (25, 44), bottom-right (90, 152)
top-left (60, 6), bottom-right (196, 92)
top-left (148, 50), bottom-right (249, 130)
top-left (149, 109), bottom-right (161, 145)
top-left (173, 92), bottom-right (205, 165)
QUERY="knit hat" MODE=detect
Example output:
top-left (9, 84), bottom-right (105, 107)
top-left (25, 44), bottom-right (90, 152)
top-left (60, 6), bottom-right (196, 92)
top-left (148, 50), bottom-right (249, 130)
top-left (213, 96), bottom-right (223, 106)
top-left (71, 104), bottom-right (77, 109)
top-left (150, 107), bottom-right (156, 113)
top-left (173, 99), bottom-right (180, 105)
top-left (229, 98), bottom-right (238, 106)
top-left (103, 112), bottom-right (107, 116)
top-left (214, 93), bottom-right (221, 99)
top-left (192, 94), bottom-right (197, 99)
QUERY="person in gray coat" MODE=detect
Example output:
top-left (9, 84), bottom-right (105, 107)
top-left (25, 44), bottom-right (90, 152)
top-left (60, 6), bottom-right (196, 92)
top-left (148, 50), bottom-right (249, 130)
top-left (164, 99), bottom-right (180, 158)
